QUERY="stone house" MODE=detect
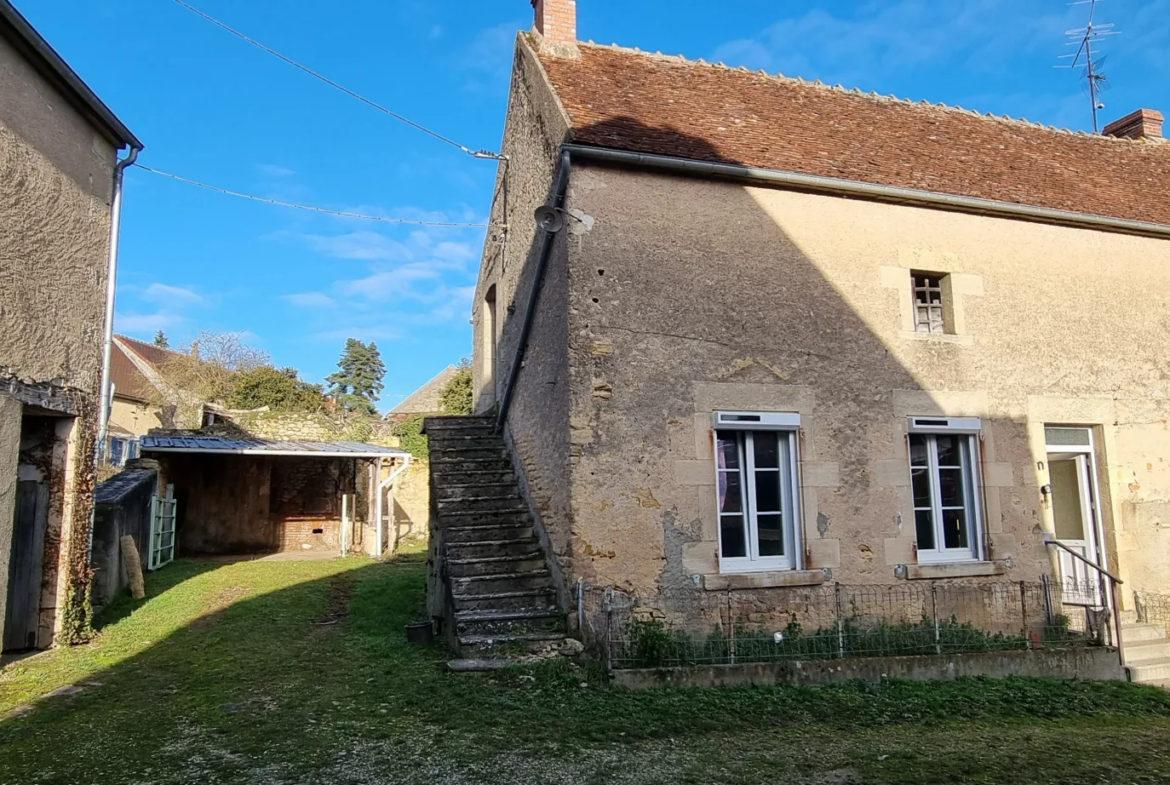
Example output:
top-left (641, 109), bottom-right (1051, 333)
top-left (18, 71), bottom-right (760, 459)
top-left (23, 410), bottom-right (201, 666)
top-left (0, 0), bottom-right (141, 651)
top-left (432, 1), bottom-right (1170, 675)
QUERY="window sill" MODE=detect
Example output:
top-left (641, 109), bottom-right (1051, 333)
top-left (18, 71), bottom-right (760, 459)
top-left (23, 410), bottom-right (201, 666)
top-left (898, 330), bottom-right (973, 347)
top-left (702, 570), bottom-right (826, 591)
top-left (903, 562), bottom-right (1006, 580)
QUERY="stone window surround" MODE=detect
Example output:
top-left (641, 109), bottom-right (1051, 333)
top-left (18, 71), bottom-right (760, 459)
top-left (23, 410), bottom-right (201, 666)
top-left (677, 384), bottom-right (1019, 589)
top-left (881, 251), bottom-right (984, 347)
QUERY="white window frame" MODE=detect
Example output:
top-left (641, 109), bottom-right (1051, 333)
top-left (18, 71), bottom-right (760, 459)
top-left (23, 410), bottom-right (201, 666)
top-left (907, 417), bottom-right (985, 564)
top-left (713, 412), bottom-right (803, 573)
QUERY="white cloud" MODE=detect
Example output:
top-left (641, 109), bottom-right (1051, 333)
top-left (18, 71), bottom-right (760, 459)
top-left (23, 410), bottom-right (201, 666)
top-left (285, 292), bottom-right (338, 309)
top-left (114, 311), bottom-right (187, 335)
top-left (303, 231), bottom-right (414, 262)
top-left (710, 0), bottom-right (1076, 87)
top-left (141, 282), bottom-right (205, 306)
top-left (260, 164), bottom-right (295, 177)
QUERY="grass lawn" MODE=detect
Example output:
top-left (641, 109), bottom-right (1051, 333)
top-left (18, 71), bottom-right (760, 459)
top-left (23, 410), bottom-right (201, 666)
top-left (2, 554), bottom-right (1170, 784)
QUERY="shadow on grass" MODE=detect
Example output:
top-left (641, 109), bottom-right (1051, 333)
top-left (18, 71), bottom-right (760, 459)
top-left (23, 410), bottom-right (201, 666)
top-left (0, 554), bottom-right (1168, 784)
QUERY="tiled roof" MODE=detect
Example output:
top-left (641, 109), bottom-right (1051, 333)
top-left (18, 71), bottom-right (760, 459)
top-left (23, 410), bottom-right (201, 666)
top-left (110, 343), bottom-right (155, 402)
top-left (534, 40), bottom-right (1170, 227)
top-left (115, 334), bottom-right (182, 369)
top-left (141, 435), bottom-right (407, 457)
top-left (390, 365), bottom-right (459, 415)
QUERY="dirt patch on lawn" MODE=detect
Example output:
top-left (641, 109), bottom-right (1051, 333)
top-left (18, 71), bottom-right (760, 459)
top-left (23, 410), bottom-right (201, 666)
top-left (312, 577), bottom-right (354, 630)
top-left (192, 586), bottom-right (249, 630)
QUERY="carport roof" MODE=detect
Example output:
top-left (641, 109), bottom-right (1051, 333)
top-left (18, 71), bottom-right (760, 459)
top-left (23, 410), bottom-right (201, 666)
top-left (140, 435), bottom-right (409, 458)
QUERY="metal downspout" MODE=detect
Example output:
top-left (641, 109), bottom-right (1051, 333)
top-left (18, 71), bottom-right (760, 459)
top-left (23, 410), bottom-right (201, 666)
top-left (96, 146), bottom-right (142, 465)
top-left (89, 144), bottom-right (141, 559)
top-left (494, 149), bottom-right (572, 435)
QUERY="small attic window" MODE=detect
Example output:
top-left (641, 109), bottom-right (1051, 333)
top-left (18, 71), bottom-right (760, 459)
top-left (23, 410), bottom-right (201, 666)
top-left (912, 272), bottom-right (948, 334)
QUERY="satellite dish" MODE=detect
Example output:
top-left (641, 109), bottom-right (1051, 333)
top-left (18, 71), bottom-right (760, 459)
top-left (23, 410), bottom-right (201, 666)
top-left (534, 206), bottom-right (565, 233)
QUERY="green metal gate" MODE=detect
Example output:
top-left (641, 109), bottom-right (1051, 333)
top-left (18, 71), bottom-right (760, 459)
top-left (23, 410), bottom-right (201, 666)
top-left (149, 484), bottom-right (177, 571)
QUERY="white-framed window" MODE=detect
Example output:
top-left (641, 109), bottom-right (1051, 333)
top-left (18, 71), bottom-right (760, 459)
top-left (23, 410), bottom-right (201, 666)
top-left (714, 412), bottom-right (802, 573)
top-left (907, 417), bottom-right (984, 563)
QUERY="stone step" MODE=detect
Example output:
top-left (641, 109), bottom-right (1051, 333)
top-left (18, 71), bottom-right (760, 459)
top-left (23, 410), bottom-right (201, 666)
top-left (457, 631), bottom-right (567, 656)
top-left (443, 521), bottom-right (534, 543)
top-left (452, 587), bottom-right (559, 613)
top-left (437, 496), bottom-right (526, 514)
top-left (446, 537), bottom-right (540, 560)
top-left (1124, 639), bottom-right (1170, 664)
top-left (448, 554), bottom-right (546, 579)
top-left (1128, 656), bottom-right (1170, 684)
top-left (1119, 609), bottom-right (1139, 625)
top-left (428, 435), bottom-right (506, 450)
top-left (431, 457), bottom-right (513, 473)
top-left (433, 469), bottom-right (516, 487)
top-left (451, 570), bottom-right (554, 595)
top-left (424, 416), bottom-right (495, 429)
top-left (455, 607), bottom-right (564, 638)
top-left (436, 483), bottom-right (521, 502)
top-left (1121, 623), bottom-right (1167, 643)
top-left (430, 446), bottom-right (507, 461)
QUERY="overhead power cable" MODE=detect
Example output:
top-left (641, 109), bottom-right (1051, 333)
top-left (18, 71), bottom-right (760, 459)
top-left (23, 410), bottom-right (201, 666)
top-left (171, 0), bottom-right (505, 161)
top-left (135, 164), bottom-right (493, 227)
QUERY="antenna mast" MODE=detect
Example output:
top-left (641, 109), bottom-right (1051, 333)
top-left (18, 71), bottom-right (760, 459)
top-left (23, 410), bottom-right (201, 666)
top-left (1058, 0), bottom-right (1120, 133)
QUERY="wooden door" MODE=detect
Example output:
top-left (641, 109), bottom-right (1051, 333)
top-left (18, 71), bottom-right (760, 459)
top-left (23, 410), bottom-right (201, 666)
top-left (4, 480), bottom-right (49, 651)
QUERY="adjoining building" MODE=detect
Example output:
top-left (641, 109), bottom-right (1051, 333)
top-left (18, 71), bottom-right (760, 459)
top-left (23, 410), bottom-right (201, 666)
top-left (428, 0), bottom-right (1170, 679)
top-left (140, 435), bottom-right (410, 558)
top-left (1, 0), bottom-right (142, 652)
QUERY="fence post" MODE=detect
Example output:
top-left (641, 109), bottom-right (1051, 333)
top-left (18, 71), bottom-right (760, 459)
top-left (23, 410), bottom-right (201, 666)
top-left (603, 586), bottom-right (613, 673)
top-left (1019, 580), bottom-right (1028, 648)
top-left (1041, 573), bottom-right (1053, 625)
top-left (728, 592), bottom-right (736, 665)
top-left (931, 583), bottom-right (940, 656)
top-left (835, 582), bottom-right (845, 659)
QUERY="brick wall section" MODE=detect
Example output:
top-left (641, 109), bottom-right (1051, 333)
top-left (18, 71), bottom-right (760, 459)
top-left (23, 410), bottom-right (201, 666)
top-left (533, 0), bottom-right (577, 49)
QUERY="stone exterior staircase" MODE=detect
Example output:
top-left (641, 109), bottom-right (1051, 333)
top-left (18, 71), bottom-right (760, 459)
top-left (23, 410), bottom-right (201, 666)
top-left (425, 416), bottom-right (567, 666)
top-left (1121, 611), bottom-right (1170, 687)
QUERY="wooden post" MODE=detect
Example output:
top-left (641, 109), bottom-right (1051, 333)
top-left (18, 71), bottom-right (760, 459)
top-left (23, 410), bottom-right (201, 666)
top-left (120, 535), bottom-right (145, 599)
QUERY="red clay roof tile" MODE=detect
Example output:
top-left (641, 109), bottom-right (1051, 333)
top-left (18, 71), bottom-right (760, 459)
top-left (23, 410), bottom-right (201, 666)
top-left (534, 41), bottom-right (1170, 226)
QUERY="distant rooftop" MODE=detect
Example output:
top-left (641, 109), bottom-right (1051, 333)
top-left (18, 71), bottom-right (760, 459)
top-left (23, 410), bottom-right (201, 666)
top-left (141, 435), bottom-right (407, 459)
top-left (391, 365), bottom-right (459, 415)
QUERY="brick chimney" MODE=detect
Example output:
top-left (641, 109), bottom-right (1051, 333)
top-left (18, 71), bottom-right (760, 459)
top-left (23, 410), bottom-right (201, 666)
top-left (532, 0), bottom-right (579, 57)
top-left (1102, 109), bottom-right (1164, 141)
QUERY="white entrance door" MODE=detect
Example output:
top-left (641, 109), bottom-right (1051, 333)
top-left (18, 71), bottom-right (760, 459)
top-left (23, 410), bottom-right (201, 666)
top-left (1046, 427), bottom-right (1104, 607)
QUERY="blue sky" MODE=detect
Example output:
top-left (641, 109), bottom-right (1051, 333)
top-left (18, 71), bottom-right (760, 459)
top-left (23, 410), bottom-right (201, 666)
top-left (22, 0), bottom-right (1169, 410)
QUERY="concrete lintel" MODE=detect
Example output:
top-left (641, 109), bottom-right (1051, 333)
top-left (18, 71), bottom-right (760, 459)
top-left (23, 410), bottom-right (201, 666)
top-left (702, 569), bottom-right (826, 591)
top-left (904, 561), bottom-right (1006, 580)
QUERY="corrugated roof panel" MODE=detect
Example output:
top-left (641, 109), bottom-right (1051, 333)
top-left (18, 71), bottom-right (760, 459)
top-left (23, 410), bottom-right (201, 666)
top-left (140, 435), bottom-right (408, 457)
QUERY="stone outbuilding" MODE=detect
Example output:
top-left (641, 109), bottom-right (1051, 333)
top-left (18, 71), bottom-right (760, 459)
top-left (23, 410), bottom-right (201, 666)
top-left (1, 0), bottom-right (142, 652)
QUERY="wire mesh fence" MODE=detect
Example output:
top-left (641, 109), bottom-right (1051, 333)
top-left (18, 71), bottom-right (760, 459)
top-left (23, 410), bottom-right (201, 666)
top-left (578, 578), bottom-right (1112, 670)
top-left (1135, 590), bottom-right (1170, 637)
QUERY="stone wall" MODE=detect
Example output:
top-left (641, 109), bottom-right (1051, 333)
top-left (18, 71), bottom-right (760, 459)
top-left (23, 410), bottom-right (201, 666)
top-left (0, 29), bottom-right (119, 646)
top-left (558, 162), bottom-right (1170, 610)
top-left (471, 34), bottom-right (574, 587)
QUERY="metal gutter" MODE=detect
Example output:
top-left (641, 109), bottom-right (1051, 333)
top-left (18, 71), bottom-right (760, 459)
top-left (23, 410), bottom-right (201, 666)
top-left (563, 143), bottom-right (1170, 240)
top-left (494, 148), bottom-right (572, 433)
top-left (0, 0), bottom-right (142, 149)
top-left (140, 447), bottom-right (408, 459)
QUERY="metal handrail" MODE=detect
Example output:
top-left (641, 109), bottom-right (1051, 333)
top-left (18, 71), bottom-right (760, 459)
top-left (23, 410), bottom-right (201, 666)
top-left (1044, 537), bottom-right (1123, 584)
top-left (1044, 537), bottom-right (1124, 663)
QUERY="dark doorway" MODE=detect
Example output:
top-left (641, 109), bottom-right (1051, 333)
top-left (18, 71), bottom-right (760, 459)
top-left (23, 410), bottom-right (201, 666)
top-left (3, 416), bottom-right (55, 652)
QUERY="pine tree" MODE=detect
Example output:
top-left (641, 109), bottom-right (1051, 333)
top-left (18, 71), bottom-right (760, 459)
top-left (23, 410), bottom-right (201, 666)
top-left (325, 339), bottom-right (386, 415)
top-left (153, 330), bottom-right (170, 348)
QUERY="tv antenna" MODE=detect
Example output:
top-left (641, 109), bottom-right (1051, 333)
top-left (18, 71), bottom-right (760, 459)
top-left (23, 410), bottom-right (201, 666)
top-left (1057, 0), bottom-right (1120, 133)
